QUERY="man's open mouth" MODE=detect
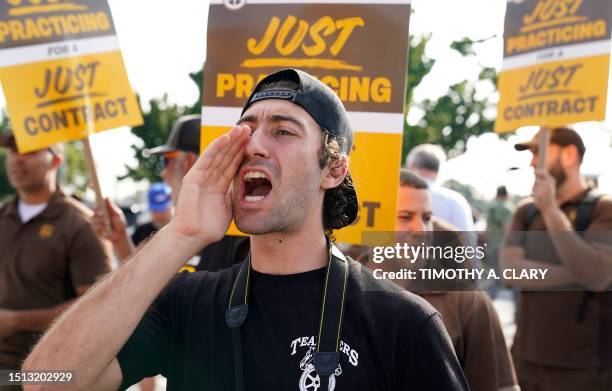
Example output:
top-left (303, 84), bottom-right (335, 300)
top-left (243, 170), bottom-right (273, 202)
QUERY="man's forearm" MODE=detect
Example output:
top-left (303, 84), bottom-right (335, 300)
top-left (22, 224), bottom-right (205, 388)
top-left (15, 303), bottom-right (71, 332)
top-left (541, 206), bottom-right (612, 290)
top-left (500, 247), bottom-right (576, 289)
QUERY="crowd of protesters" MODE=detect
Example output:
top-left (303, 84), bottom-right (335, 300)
top-left (1, 104), bottom-right (611, 391)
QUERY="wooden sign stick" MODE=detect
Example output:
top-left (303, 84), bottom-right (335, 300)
top-left (82, 136), bottom-right (110, 232)
top-left (537, 127), bottom-right (550, 170)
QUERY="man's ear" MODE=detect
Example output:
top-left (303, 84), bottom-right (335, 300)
top-left (561, 145), bottom-right (579, 168)
top-left (321, 155), bottom-right (348, 190)
top-left (50, 152), bottom-right (64, 169)
top-left (184, 153), bottom-right (198, 172)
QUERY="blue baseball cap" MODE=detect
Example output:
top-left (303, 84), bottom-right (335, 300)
top-left (148, 183), bottom-right (172, 212)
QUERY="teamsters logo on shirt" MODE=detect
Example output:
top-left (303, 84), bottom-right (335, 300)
top-left (290, 336), bottom-right (359, 391)
top-left (223, 0), bottom-right (246, 10)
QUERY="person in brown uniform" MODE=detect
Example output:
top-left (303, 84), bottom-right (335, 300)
top-left (0, 132), bottom-right (112, 380)
top-left (501, 127), bottom-right (612, 391)
top-left (362, 168), bottom-right (519, 391)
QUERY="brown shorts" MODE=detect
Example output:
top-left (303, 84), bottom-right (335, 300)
top-left (515, 360), bottom-right (612, 391)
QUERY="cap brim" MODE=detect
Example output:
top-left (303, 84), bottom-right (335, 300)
top-left (514, 141), bottom-right (536, 151)
top-left (149, 204), bottom-right (171, 212)
top-left (145, 145), bottom-right (174, 156)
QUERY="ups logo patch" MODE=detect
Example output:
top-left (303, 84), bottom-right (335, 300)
top-left (39, 224), bottom-right (54, 239)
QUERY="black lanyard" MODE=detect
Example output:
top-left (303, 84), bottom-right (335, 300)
top-left (226, 242), bottom-right (349, 391)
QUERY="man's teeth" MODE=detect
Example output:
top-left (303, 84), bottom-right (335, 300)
top-left (244, 171), bottom-right (268, 181)
top-left (245, 195), bottom-right (265, 202)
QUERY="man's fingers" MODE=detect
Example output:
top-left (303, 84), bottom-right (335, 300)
top-left (213, 132), bottom-right (249, 193)
top-left (182, 125), bottom-right (250, 197)
top-left (103, 198), bottom-right (120, 218)
top-left (208, 126), bottom-right (246, 171)
top-left (192, 125), bottom-right (247, 175)
top-left (214, 125), bottom-right (250, 170)
top-left (192, 130), bottom-right (232, 173)
top-left (216, 126), bottom-right (250, 174)
top-left (225, 139), bottom-right (249, 182)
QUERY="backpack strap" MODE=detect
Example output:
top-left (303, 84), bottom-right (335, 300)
top-left (522, 202), bottom-right (539, 231)
top-left (573, 190), bottom-right (602, 323)
top-left (574, 190), bottom-right (601, 233)
top-left (521, 189), bottom-right (602, 232)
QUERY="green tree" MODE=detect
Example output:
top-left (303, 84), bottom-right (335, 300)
top-left (59, 141), bottom-right (89, 194)
top-left (120, 67), bottom-right (204, 183)
top-left (404, 35), bottom-right (435, 117)
top-left (119, 94), bottom-right (188, 182)
top-left (402, 36), bottom-right (498, 162)
top-left (187, 69), bottom-right (204, 115)
top-left (0, 113), bottom-right (12, 201)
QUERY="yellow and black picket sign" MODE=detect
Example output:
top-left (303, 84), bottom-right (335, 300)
top-left (0, 0), bottom-right (142, 153)
top-left (201, 0), bottom-right (412, 244)
top-left (496, 0), bottom-right (612, 132)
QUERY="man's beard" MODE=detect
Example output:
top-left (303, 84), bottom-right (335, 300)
top-left (233, 165), bottom-right (322, 235)
top-left (396, 230), bottom-right (433, 248)
top-left (549, 156), bottom-right (567, 189)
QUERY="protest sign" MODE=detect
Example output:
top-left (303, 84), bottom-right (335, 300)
top-left (496, 0), bottom-right (612, 132)
top-left (202, 0), bottom-right (412, 243)
top-left (0, 0), bottom-right (142, 152)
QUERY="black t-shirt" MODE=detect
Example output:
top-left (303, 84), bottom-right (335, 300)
top-left (131, 222), bottom-right (158, 247)
top-left (195, 235), bottom-right (249, 272)
top-left (117, 260), bottom-right (467, 390)
top-left (132, 228), bottom-right (249, 273)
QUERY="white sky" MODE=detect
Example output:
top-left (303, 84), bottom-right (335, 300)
top-left (1, 0), bottom-right (611, 201)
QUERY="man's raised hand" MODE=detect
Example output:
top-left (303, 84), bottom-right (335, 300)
top-left (169, 125), bottom-right (251, 247)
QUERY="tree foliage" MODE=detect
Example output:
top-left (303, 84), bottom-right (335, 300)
top-left (0, 113), bottom-right (12, 201)
top-left (119, 94), bottom-right (189, 183)
top-left (119, 69), bottom-right (203, 183)
top-left (403, 36), bottom-right (498, 162)
top-left (59, 141), bottom-right (89, 194)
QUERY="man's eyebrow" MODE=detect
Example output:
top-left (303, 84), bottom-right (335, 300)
top-left (270, 114), bottom-right (306, 131)
top-left (236, 114), bottom-right (257, 125)
top-left (397, 210), bottom-right (415, 215)
top-left (236, 113), bottom-right (306, 132)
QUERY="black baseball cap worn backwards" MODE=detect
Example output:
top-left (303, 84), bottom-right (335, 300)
top-left (241, 68), bottom-right (358, 229)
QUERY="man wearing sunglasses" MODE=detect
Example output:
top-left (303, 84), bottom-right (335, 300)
top-left (95, 115), bottom-right (249, 272)
top-left (0, 132), bottom-right (112, 381)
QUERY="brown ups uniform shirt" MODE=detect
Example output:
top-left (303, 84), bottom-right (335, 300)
top-left (506, 193), bottom-right (612, 370)
top-left (420, 220), bottom-right (519, 391)
top-left (0, 191), bottom-right (112, 369)
top-left (421, 291), bottom-right (519, 391)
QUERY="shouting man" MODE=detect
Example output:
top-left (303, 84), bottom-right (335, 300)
top-left (24, 69), bottom-right (467, 390)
